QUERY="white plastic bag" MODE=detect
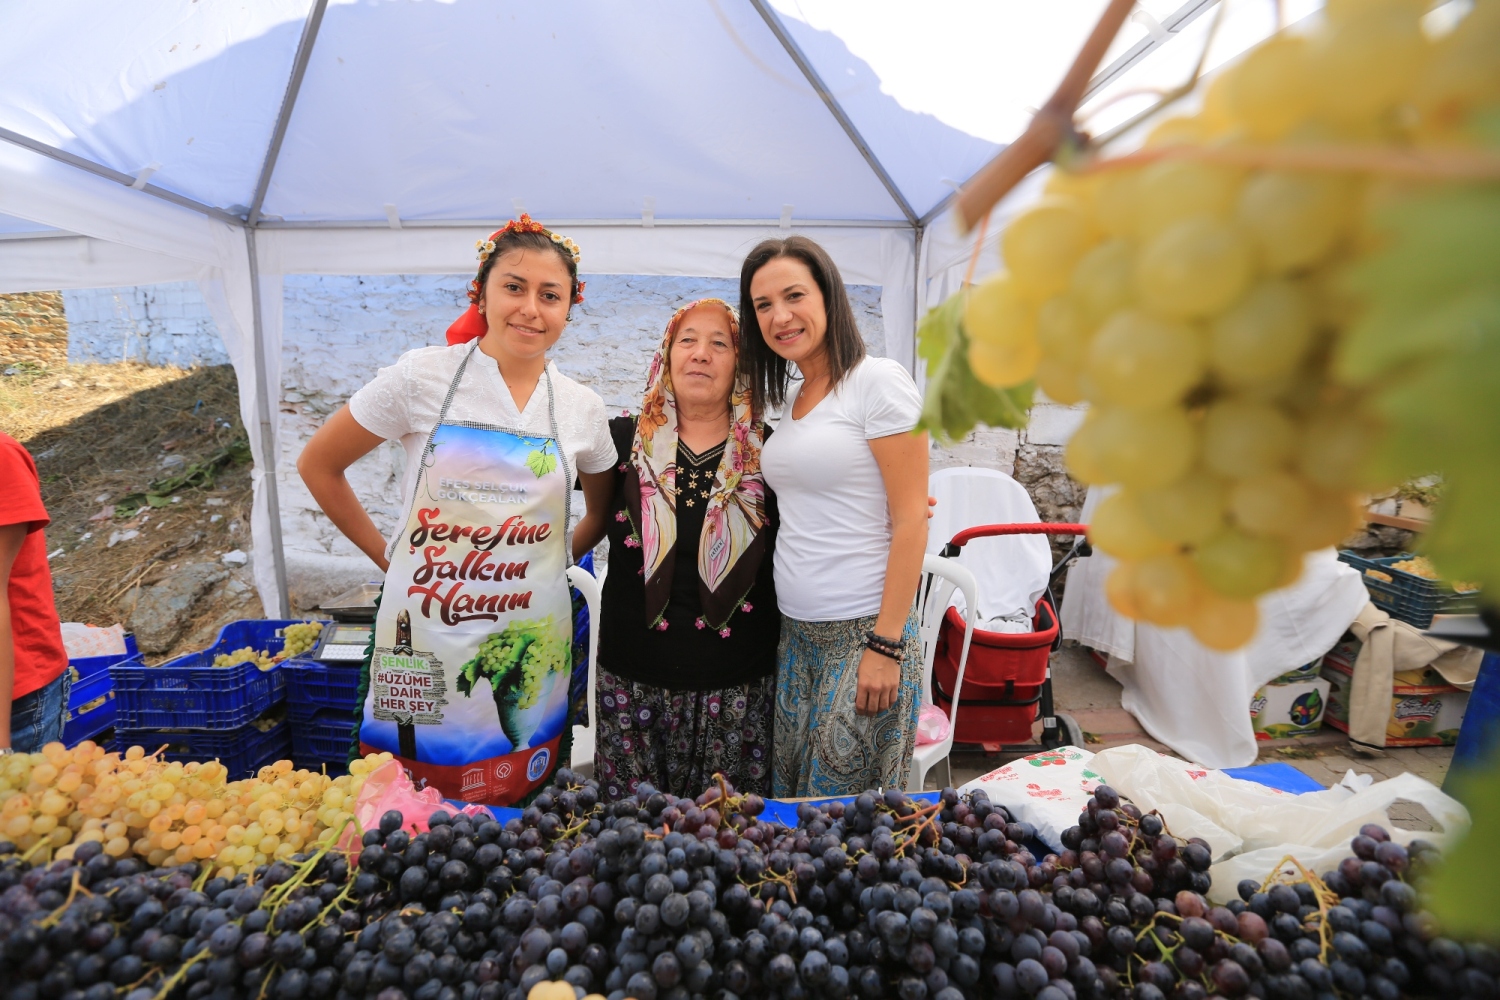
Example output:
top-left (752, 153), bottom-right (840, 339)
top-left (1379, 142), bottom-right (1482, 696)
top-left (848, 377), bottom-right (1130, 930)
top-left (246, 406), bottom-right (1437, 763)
top-left (958, 747), bottom-right (1102, 851)
top-left (915, 704), bottom-right (951, 746)
top-left (60, 623), bottom-right (127, 659)
top-left (1088, 744), bottom-right (1471, 903)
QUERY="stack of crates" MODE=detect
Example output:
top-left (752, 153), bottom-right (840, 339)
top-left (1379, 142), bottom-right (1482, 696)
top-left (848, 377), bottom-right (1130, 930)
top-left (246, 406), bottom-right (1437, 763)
top-left (109, 620), bottom-right (326, 777)
top-left (284, 661), bottom-right (363, 775)
top-left (63, 634), bottom-right (140, 748)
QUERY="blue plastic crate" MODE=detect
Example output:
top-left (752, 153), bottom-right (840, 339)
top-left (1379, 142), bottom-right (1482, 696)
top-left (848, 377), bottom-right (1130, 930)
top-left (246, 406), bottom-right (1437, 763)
top-left (1337, 551), bottom-right (1481, 628)
top-left (63, 670), bottom-right (117, 748)
top-left (290, 719), bottom-right (356, 767)
top-left (69, 634), bottom-right (139, 684)
top-left (115, 716), bottom-right (291, 780)
top-left (111, 658), bottom-right (286, 730)
top-left (285, 661), bottom-right (362, 715)
top-left (198, 619), bottom-right (331, 661)
top-left (289, 701), bottom-right (361, 727)
top-left (109, 620), bottom-right (325, 729)
top-left (293, 756), bottom-right (348, 777)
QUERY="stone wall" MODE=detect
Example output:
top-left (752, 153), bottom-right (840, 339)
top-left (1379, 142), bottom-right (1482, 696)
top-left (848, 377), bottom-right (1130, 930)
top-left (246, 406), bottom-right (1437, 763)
top-left (0, 291), bottom-right (69, 368)
top-left (62, 282), bottom-right (228, 367)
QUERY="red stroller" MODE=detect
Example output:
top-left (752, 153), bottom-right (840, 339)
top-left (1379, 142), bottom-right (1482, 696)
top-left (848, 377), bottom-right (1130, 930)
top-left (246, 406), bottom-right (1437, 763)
top-left (929, 522), bottom-right (1090, 753)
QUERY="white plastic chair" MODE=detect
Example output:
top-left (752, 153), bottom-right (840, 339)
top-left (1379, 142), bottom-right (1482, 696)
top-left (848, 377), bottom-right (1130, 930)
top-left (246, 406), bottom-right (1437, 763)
top-left (565, 563), bottom-right (602, 773)
top-left (908, 553), bottom-right (978, 792)
top-left (927, 467), bottom-right (1053, 628)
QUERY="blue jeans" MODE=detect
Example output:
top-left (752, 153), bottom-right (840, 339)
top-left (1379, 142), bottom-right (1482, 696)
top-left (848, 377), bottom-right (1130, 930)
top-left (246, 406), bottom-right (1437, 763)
top-left (10, 671), bottom-right (70, 753)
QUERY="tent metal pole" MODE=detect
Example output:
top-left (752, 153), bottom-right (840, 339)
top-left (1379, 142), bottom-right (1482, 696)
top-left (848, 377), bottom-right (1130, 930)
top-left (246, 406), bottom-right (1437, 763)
top-left (1082, 0), bottom-right (1221, 103)
top-left (247, 0), bottom-right (329, 227)
top-left (245, 227), bottom-right (291, 617)
top-left (0, 126), bottom-right (244, 227)
top-left (912, 224), bottom-right (925, 376)
top-left (747, 0), bottom-right (918, 227)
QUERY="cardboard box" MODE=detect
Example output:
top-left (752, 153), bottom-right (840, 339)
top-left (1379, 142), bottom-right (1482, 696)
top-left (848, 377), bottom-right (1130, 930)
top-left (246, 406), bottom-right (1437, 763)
top-left (1321, 656), bottom-right (1469, 746)
top-left (1251, 674), bottom-right (1332, 740)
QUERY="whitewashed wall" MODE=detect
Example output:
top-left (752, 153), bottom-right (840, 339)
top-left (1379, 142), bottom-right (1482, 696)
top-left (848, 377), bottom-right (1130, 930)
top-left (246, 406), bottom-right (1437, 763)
top-left (63, 281), bottom-right (229, 367)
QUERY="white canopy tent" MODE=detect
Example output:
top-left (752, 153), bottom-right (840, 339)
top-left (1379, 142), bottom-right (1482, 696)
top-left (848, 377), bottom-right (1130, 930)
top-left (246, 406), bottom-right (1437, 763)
top-left (0, 0), bottom-right (1297, 616)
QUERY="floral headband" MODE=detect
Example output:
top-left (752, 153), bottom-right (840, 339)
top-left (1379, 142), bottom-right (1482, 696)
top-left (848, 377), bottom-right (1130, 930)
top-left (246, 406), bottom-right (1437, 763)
top-left (469, 214), bottom-right (585, 305)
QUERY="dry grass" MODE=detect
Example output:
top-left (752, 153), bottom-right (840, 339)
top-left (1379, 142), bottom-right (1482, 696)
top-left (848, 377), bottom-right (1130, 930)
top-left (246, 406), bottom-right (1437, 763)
top-left (0, 360), bottom-right (257, 651)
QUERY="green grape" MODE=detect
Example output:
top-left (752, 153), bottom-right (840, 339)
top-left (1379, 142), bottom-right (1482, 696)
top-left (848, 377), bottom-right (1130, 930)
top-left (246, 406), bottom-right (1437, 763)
top-left (1227, 34), bottom-right (1313, 141)
top-left (1237, 171), bottom-right (1358, 275)
top-left (1002, 197), bottom-right (1098, 300)
top-left (1138, 217), bottom-right (1255, 321)
top-left (1131, 552), bottom-right (1201, 627)
top-left (1202, 399), bottom-right (1297, 478)
top-left (1070, 239), bottom-right (1135, 322)
top-left (1087, 491), bottom-right (1173, 561)
top-left (1138, 470), bottom-right (1228, 545)
top-left (1035, 295), bottom-right (1091, 367)
top-left (1195, 529), bottom-right (1290, 599)
top-left (1085, 309), bottom-right (1205, 409)
top-left (1092, 171), bottom-right (1139, 240)
top-left (1093, 406), bottom-right (1198, 490)
top-left (1229, 471), bottom-right (1311, 537)
top-left (1308, 4), bottom-right (1430, 124)
top-left (1133, 161), bottom-right (1242, 241)
top-left (1209, 280), bottom-right (1316, 387)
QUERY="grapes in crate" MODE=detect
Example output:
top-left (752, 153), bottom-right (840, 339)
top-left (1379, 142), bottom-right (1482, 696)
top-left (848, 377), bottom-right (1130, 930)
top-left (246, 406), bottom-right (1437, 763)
top-left (920, 0), bottom-right (1500, 649)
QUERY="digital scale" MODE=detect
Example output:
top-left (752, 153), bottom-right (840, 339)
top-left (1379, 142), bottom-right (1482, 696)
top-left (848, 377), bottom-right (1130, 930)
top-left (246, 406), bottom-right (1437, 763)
top-left (308, 583), bottom-right (381, 663)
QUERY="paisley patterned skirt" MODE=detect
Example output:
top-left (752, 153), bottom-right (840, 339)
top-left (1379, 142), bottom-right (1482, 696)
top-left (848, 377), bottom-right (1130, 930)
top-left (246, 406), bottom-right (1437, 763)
top-left (593, 667), bottom-right (775, 802)
top-left (772, 610), bottom-right (921, 798)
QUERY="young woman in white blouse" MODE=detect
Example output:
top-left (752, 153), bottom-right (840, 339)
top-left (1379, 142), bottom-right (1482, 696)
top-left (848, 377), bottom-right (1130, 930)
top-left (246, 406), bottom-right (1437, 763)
top-left (297, 217), bottom-right (616, 805)
top-left (741, 236), bottom-right (930, 797)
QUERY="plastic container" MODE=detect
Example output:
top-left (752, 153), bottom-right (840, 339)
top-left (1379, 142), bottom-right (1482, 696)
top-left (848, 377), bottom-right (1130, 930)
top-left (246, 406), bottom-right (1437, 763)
top-left (114, 716), bottom-right (291, 779)
top-left (291, 719), bottom-right (356, 767)
top-left (111, 659), bottom-right (286, 730)
top-left (932, 598), bottom-right (1058, 744)
top-left (285, 661), bottom-right (362, 720)
top-left (109, 620), bottom-right (324, 729)
top-left (63, 669), bottom-right (117, 748)
top-left (1336, 551), bottom-right (1480, 628)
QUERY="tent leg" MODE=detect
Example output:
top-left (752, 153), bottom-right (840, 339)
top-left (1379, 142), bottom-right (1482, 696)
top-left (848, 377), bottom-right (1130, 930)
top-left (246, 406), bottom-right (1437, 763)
top-left (913, 223), bottom-right (925, 376)
top-left (246, 227), bottom-right (291, 617)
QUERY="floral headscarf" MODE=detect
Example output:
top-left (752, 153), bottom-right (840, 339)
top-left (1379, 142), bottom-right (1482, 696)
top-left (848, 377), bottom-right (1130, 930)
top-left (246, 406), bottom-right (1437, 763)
top-left (622, 299), bottom-right (768, 635)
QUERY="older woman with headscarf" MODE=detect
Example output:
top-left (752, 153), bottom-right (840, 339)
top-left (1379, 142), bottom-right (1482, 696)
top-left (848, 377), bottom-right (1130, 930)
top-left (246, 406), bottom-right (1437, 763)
top-left (571, 299), bottom-right (779, 801)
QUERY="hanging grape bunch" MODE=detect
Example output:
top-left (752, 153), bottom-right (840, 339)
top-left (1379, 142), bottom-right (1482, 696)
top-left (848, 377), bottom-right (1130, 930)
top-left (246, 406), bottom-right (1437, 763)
top-left (941, 0), bottom-right (1500, 650)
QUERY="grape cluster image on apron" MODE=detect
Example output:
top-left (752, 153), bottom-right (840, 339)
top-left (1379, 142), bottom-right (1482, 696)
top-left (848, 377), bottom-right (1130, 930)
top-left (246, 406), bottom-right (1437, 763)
top-left (357, 344), bottom-right (574, 805)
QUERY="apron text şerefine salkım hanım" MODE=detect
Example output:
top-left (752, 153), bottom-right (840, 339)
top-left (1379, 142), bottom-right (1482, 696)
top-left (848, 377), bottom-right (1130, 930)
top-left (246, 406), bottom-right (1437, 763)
top-left (359, 344), bottom-right (573, 804)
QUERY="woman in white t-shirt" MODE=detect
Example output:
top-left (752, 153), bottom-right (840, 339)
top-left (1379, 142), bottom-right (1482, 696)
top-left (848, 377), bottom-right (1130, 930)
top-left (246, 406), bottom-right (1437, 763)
top-left (296, 218), bottom-right (616, 802)
top-left (741, 236), bottom-right (929, 797)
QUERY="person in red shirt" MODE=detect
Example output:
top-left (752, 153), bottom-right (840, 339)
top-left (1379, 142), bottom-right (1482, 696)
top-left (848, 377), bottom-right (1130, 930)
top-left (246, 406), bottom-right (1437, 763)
top-left (1, 431), bottom-right (69, 754)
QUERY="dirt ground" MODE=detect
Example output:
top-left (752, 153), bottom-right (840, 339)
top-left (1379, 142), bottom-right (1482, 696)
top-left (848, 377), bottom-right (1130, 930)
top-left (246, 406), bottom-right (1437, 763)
top-left (0, 293), bottom-right (263, 662)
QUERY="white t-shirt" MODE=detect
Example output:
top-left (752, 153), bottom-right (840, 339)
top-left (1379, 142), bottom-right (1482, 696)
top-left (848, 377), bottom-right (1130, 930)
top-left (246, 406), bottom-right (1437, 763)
top-left (348, 344), bottom-right (616, 551)
top-left (761, 356), bottom-right (924, 622)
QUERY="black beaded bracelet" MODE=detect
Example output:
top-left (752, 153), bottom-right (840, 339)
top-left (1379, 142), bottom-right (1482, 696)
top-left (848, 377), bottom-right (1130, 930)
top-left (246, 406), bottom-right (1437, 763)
top-left (863, 639), bottom-right (899, 660)
top-left (865, 630), bottom-right (902, 652)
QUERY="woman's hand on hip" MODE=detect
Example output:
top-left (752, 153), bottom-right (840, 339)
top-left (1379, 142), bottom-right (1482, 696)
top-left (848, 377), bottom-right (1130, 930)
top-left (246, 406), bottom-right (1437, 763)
top-left (855, 647), bottom-right (899, 716)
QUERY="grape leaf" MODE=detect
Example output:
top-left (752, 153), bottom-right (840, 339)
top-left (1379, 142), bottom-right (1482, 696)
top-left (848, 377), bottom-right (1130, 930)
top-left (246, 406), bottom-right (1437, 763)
top-left (525, 447), bottom-right (557, 478)
top-left (917, 290), bottom-right (1034, 444)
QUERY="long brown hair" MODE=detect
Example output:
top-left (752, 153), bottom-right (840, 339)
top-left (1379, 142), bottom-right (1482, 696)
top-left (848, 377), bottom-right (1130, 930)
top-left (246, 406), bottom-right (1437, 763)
top-left (739, 235), bottom-right (866, 416)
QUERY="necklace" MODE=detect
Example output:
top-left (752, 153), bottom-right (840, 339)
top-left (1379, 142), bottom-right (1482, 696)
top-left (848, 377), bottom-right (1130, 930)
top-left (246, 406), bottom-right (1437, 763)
top-left (677, 440), bottom-right (724, 508)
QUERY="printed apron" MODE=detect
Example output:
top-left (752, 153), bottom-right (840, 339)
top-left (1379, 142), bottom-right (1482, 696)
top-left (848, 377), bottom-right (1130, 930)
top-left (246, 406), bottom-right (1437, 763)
top-left (358, 343), bottom-right (573, 805)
